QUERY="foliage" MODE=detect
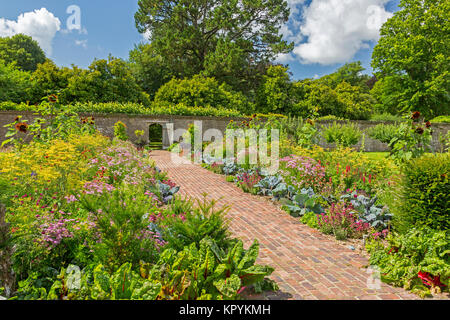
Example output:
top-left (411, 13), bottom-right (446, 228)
top-left (154, 75), bottom-right (253, 114)
top-left (292, 63), bottom-right (376, 120)
top-left (78, 188), bottom-right (164, 271)
top-left (322, 122), bottom-right (362, 147)
top-left (145, 237), bottom-right (276, 300)
top-left (388, 112), bottom-right (433, 161)
top-left (256, 65), bottom-right (295, 114)
top-left (31, 59), bottom-right (71, 99)
top-left (134, 0), bottom-right (292, 94)
top-left (280, 188), bottom-right (324, 218)
top-left (60, 56), bottom-right (150, 105)
top-left (317, 203), bottom-right (371, 240)
top-left (430, 116), bottom-right (450, 123)
top-left (369, 113), bottom-right (403, 122)
top-left (367, 123), bottom-right (399, 145)
top-left (160, 197), bottom-right (231, 252)
top-left (128, 43), bottom-right (173, 99)
top-left (14, 262), bottom-right (162, 300)
top-left (255, 175), bottom-right (284, 197)
top-left (371, 0), bottom-right (450, 117)
top-left (300, 211), bottom-right (319, 229)
top-left (340, 192), bottom-right (393, 230)
top-left (366, 227), bottom-right (449, 297)
top-left (0, 61), bottom-right (38, 104)
top-left (2, 96), bottom-right (97, 149)
top-left (0, 34), bottom-right (46, 72)
top-left (319, 62), bottom-right (371, 90)
top-left (14, 237), bottom-right (276, 300)
top-left (113, 121), bottom-right (128, 141)
top-left (392, 153), bottom-right (450, 233)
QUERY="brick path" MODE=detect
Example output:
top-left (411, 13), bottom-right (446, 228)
top-left (150, 150), bottom-right (419, 300)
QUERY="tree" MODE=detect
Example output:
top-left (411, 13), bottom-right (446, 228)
top-left (129, 43), bottom-right (173, 99)
top-left (292, 78), bottom-right (375, 120)
top-left (0, 34), bottom-right (46, 72)
top-left (154, 74), bottom-right (253, 113)
top-left (371, 0), bottom-right (450, 117)
top-left (32, 59), bottom-right (71, 98)
top-left (0, 60), bottom-right (38, 103)
top-left (134, 0), bottom-right (292, 93)
top-left (61, 56), bottom-right (150, 104)
top-left (256, 65), bottom-right (294, 114)
top-left (293, 79), bottom-right (341, 118)
top-left (320, 62), bottom-right (371, 91)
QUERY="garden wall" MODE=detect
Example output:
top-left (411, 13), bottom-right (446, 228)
top-left (0, 111), bottom-right (449, 152)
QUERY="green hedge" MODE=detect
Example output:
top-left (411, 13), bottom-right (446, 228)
top-left (393, 153), bottom-right (450, 233)
top-left (0, 101), bottom-right (244, 118)
top-left (430, 115), bottom-right (450, 123)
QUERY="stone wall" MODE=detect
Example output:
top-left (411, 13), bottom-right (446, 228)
top-left (0, 111), bottom-right (448, 152)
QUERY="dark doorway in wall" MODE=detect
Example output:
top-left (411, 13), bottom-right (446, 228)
top-left (149, 123), bottom-right (163, 150)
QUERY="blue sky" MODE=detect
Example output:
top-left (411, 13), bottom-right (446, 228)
top-left (0, 0), bottom-right (400, 80)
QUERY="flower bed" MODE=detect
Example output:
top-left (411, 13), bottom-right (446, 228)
top-left (0, 101), bottom-right (277, 300)
top-left (191, 113), bottom-right (449, 298)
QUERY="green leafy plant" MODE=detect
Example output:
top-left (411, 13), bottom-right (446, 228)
top-left (392, 153), bottom-right (449, 233)
top-left (14, 263), bottom-right (162, 300)
top-left (367, 123), bottom-right (398, 145)
top-left (79, 188), bottom-right (163, 271)
top-left (161, 196), bottom-right (231, 252)
top-left (366, 227), bottom-right (449, 297)
top-left (280, 188), bottom-right (324, 218)
top-left (134, 130), bottom-right (146, 149)
top-left (388, 112), bottom-right (432, 161)
top-left (145, 237), bottom-right (276, 300)
top-left (340, 192), bottom-right (393, 230)
top-left (113, 121), bottom-right (128, 141)
top-left (300, 211), bottom-right (319, 229)
top-left (322, 121), bottom-right (362, 147)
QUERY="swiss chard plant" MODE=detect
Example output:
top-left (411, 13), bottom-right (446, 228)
top-left (142, 237), bottom-right (277, 300)
top-left (366, 227), bottom-right (449, 298)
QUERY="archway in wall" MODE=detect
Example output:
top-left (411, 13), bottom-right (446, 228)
top-left (149, 123), bottom-right (163, 150)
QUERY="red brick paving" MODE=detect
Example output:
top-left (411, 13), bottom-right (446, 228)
top-left (151, 150), bottom-right (420, 300)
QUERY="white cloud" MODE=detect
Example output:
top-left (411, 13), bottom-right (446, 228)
top-left (75, 39), bottom-right (88, 49)
top-left (293, 0), bottom-right (393, 65)
top-left (0, 8), bottom-right (61, 56)
top-left (142, 29), bottom-right (152, 42)
top-left (274, 0), bottom-right (307, 63)
top-left (60, 27), bottom-right (88, 35)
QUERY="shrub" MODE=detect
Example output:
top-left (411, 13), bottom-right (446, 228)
top-left (393, 153), bottom-right (450, 233)
top-left (300, 211), bottom-right (319, 229)
top-left (388, 113), bottom-right (433, 161)
top-left (160, 197), bottom-right (231, 251)
top-left (113, 121), bottom-right (128, 141)
top-left (317, 203), bottom-right (371, 240)
top-left (0, 101), bottom-right (244, 118)
top-left (430, 115), bottom-right (450, 123)
top-left (366, 227), bottom-right (449, 297)
top-left (322, 122), bottom-right (362, 147)
top-left (316, 115), bottom-right (345, 121)
top-left (367, 123), bottom-right (398, 145)
top-left (369, 113), bottom-right (403, 122)
top-left (154, 75), bottom-right (254, 114)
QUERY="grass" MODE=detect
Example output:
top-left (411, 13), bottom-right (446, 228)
top-left (364, 152), bottom-right (390, 161)
top-left (148, 142), bottom-right (163, 150)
